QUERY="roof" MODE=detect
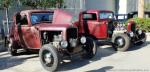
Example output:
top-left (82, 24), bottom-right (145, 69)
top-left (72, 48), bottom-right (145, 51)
top-left (83, 9), bottom-right (114, 13)
top-left (20, 10), bottom-right (54, 14)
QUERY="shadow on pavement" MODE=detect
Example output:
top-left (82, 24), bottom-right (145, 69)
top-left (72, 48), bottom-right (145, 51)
top-left (128, 41), bottom-right (150, 51)
top-left (0, 55), bottom-right (38, 70)
top-left (58, 46), bottom-right (116, 71)
top-left (91, 46), bottom-right (116, 61)
top-left (58, 56), bottom-right (90, 71)
top-left (87, 66), bottom-right (113, 72)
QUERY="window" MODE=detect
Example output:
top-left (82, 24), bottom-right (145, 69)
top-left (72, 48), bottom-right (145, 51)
top-left (21, 15), bottom-right (28, 25)
top-left (83, 13), bottom-right (97, 20)
top-left (99, 12), bottom-right (113, 19)
top-left (31, 12), bottom-right (53, 25)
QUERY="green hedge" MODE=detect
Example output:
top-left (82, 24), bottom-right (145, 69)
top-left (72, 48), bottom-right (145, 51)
top-left (126, 18), bottom-right (150, 32)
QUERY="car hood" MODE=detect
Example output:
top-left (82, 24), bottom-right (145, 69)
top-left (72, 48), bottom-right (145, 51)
top-left (34, 23), bottom-right (72, 31)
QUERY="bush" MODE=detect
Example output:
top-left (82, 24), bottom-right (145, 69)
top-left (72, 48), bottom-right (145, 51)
top-left (126, 18), bottom-right (150, 32)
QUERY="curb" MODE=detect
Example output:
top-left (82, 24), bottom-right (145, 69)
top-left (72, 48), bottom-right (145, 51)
top-left (146, 33), bottom-right (150, 36)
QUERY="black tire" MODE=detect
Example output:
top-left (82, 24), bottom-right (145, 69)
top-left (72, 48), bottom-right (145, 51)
top-left (136, 33), bottom-right (147, 45)
top-left (112, 33), bottom-right (130, 51)
top-left (8, 38), bottom-right (18, 56)
top-left (82, 37), bottom-right (97, 59)
top-left (39, 44), bottom-right (59, 72)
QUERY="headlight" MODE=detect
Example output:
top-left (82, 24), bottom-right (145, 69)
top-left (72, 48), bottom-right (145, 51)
top-left (138, 30), bottom-right (142, 35)
top-left (60, 40), bottom-right (68, 48)
top-left (129, 31), bottom-right (134, 37)
top-left (80, 36), bottom-right (86, 44)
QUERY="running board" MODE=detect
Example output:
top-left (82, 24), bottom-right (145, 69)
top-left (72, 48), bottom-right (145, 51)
top-left (96, 40), bottom-right (113, 46)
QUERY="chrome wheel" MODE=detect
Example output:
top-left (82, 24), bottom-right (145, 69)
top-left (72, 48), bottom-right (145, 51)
top-left (115, 37), bottom-right (125, 48)
top-left (39, 44), bottom-right (59, 72)
top-left (42, 50), bottom-right (54, 67)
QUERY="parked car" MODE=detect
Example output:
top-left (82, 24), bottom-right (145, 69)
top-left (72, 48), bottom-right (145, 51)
top-left (8, 10), bottom-right (97, 71)
top-left (115, 14), bottom-right (128, 23)
top-left (73, 9), bottom-right (146, 51)
top-left (115, 11), bottom-right (150, 22)
top-left (127, 11), bottom-right (150, 19)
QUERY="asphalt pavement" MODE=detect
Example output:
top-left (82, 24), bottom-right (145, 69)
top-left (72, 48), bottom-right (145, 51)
top-left (0, 36), bottom-right (150, 72)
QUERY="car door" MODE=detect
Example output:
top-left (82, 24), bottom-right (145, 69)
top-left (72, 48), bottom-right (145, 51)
top-left (81, 13), bottom-right (108, 39)
top-left (18, 15), bottom-right (41, 49)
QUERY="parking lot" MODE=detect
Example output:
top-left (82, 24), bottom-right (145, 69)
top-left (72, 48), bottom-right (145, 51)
top-left (0, 36), bottom-right (150, 72)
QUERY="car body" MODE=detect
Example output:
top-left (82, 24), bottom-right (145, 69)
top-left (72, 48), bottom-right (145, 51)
top-left (74, 9), bottom-right (146, 51)
top-left (8, 9), bottom-right (97, 71)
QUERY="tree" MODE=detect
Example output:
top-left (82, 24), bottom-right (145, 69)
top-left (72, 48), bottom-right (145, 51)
top-left (138, 0), bottom-right (145, 18)
top-left (22, 0), bottom-right (64, 9)
top-left (0, 0), bottom-right (14, 35)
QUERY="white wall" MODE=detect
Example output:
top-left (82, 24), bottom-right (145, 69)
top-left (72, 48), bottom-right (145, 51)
top-left (85, 0), bottom-right (116, 12)
top-left (118, 0), bottom-right (127, 14)
top-left (118, 0), bottom-right (150, 14)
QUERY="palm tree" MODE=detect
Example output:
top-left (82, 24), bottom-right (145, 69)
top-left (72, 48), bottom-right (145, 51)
top-left (138, 0), bottom-right (145, 18)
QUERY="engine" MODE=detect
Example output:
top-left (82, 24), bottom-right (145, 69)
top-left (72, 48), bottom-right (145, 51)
top-left (40, 27), bottom-right (78, 49)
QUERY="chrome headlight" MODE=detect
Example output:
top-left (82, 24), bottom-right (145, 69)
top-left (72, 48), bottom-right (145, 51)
top-left (129, 31), bottom-right (134, 37)
top-left (138, 30), bottom-right (142, 35)
top-left (80, 36), bottom-right (86, 44)
top-left (60, 40), bottom-right (68, 48)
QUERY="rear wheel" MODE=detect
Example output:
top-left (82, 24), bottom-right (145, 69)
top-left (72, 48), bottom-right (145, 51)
top-left (112, 33), bottom-right (130, 51)
top-left (82, 37), bottom-right (97, 59)
top-left (8, 38), bottom-right (18, 56)
top-left (39, 44), bottom-right (59, 72)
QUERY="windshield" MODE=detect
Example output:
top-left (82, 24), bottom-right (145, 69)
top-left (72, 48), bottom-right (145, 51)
top-left (99, 12), bottom-right (113, 19)
top-left (30, 12), bottom-right (53, 25)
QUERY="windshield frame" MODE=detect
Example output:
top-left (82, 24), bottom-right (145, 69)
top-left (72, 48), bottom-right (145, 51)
top-left (30, 12), bottom-right (54, 25)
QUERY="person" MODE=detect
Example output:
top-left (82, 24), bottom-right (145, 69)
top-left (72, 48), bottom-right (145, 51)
top-left (31, 15), bottom-right (38, 25)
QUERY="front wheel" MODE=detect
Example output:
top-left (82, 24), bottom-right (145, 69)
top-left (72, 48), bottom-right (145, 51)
top-left (82, 37), bottom-right (97, 59)
top-left (112, 33), bottom-right (130, 51)
top-left (39, 44), bottom-right (59, 72)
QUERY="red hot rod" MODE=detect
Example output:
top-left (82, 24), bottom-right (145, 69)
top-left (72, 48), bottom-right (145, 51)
top-left (8, 10), bottom-right (97, 71)
top-left (74, 9), bottom-right (146, 51)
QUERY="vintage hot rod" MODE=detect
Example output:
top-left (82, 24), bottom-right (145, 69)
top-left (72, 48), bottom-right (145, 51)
top-left (8, 10), bottom-right (97, 71)
top-left (74, 10), bottom-right (146, 51)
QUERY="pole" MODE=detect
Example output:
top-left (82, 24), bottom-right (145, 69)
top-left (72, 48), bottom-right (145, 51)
top-left (138, 0), bottom-right (144, 18)
top-left (6, 8), bottom-right (9, 36)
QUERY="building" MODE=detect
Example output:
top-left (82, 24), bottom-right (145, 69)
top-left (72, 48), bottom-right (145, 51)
top-left (118, 0), bottom-right (150, 14)
top-left (64, 0), bottom-right (118, 15)
top-left (1, 0), bottom-right (149, 36)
